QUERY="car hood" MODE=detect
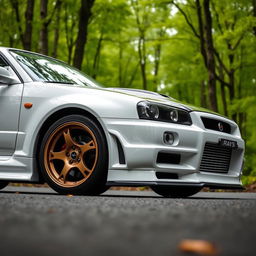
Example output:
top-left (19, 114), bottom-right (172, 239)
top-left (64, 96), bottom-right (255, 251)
top-left (107, 88), bottom-right (210, 113)
top-left (44, 82), bottom-right (215, 114)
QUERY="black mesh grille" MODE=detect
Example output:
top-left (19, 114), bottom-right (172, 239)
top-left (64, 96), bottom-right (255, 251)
top-left (200, 142), bottom-right (232, 173)
top-left (201, 117), bottom-right (231, 134)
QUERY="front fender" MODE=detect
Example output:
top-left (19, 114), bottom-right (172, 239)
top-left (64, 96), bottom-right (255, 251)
top-left (15, 82), bottom-right (139, 158)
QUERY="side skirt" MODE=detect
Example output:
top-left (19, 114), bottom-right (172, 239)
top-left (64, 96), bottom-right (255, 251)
top-left (0, 155), bottom-right (37, 181)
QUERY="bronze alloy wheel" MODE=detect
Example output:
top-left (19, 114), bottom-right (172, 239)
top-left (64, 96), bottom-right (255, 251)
top-left (40, 115), bottom-right (108, 195)
top-left (43, 121), bottom-right (99, 188)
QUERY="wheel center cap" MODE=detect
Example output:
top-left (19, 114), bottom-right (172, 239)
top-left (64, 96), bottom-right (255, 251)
top-left (71, 152), bottom-right (77, 160)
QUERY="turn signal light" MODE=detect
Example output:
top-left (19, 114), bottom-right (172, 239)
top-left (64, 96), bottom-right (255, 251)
top-left (24, 103), bottom-right (33, 109)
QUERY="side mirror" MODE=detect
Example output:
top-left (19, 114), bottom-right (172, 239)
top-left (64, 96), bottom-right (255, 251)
top-left (0, 67), bottom-right (20, 85)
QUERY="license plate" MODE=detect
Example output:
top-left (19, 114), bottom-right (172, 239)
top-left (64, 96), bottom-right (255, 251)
top-left (219, 139), bottom-right (238, 149)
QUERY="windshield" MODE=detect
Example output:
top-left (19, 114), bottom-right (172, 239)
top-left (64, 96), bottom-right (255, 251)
top-left (10, 50), bottom-right (102, 88)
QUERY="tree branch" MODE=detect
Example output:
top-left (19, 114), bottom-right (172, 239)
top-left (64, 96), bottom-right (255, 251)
top-left (45, 0), bottom-right (62, 27)
top-left (213, 48), bottom-right (229, 75)
top-left (171, 1), bottom-right (200, 38)
top-left (215, 72), bottom-right (230, 88)
top-left (211, 1), bottom-right (223, 34)
top-left (232, 32), bottom-right (245, 51)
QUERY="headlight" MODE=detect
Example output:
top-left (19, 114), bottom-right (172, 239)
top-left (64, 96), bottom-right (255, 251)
top-left (170, 109), bottom-right (178, 122)
top-left (137, 101), bottom-right (192, 125)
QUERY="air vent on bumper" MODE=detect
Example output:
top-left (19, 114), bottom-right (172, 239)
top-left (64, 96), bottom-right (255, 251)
top-left (201, 117), bottom-right (231, 134)
top-left (156, 172), bottom-right (178, 179)
top-left (156, 152), bottom-right (181, 164)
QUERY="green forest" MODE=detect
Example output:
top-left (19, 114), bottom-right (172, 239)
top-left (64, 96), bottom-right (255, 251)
top-left (0, 0), bottom-right (256, 184)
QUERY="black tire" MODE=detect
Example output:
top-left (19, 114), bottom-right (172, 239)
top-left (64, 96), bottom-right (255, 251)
top-left (151, 186), bottom-right (202, 198)
top-left (39, 115), bottom-right (108, 195)
top-left (91, 185), bottom-right (110, 195)
top-left (0, 181), bottom-right (9, 190)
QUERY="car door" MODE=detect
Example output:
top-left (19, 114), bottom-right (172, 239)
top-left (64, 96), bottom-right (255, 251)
top-left (0, 55), bottom-right (23, 156)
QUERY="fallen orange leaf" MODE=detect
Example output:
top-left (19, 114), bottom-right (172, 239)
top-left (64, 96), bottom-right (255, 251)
top-left (178, 239), bottom-right (218, 255)
top-left (47, 208), bottom-right (55, 213)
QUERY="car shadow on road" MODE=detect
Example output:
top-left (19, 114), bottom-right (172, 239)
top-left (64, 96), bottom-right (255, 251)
top-left (0, 189), bottom-right (255, 200)
top-left (101, 194), bottom-right (255, 200)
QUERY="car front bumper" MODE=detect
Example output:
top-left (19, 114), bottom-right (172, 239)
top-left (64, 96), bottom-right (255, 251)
top-left (102, 111), bottom-right (244, 189)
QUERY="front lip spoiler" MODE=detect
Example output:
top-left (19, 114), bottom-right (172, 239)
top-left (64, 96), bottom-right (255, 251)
top-left (106, 181), bottom-right (244, 190)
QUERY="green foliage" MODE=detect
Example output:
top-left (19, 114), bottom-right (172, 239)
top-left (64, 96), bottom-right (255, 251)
top-left (242, 175), bottom-right (256, 186)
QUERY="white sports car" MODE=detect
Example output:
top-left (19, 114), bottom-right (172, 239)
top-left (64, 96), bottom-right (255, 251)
top-left (0, 48), bottom-right (244, 197)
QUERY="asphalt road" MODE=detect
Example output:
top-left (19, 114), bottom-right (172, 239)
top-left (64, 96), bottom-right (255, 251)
top-left (1, 186), bottom-right (256, 256)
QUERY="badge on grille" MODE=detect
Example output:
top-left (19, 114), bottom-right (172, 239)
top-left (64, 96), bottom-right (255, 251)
top-left (218, 122), bottom-right (224, 132)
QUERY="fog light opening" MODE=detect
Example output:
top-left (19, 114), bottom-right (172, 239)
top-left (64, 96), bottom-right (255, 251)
top-left (163, 132), bottom-right (174, 145)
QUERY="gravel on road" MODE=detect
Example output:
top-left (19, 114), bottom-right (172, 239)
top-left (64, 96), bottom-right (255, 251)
top-left (0, 187), bottom-right (256, 256)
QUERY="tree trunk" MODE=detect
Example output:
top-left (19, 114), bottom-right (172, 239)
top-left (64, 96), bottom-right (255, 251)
top-left (153, 42), bottom-right (161, 92)
top-left (200, 80), bottom-right (208, 108)
top-left (226, 42), bottom-right (237, 121)
top-left (220, 83), bottom-right (228, 117)
top-left (195, 0), bottom-right (207, 67)
top-left (10, 0), bottom-right (24, 47)
top-left (132, 0), bottom-right (148, 90)
top-left (153, 28), bottom-right (165, 92)
top-left (229, 68), bottom-right (236, 121)
top-left (73, 0), bottom-right (95, 70)
top-left (203, 0), bottom-right (218, 112)
top-left (23, 0), bottom-right (35, 50)
top-left (138, 35), bottom-right (147, 90)
top-left (11, 0), bottom-right (35, 50)
top-left (92, 32), bottom-right (103, 79)
top-left (219, 66), bottom-right (228, 116)
top-left (123, 54), bottom-right (134, 87)
top-left (39, 0), bottom-right (48, 55)
top-left (9, 36), bottom-right (15, 48)
top-left (52, 0), bottom-right (62, 58)
top-left (118, 42), bottom-right (123, 87)
top-left (64, 3), bottom-right (76, 64)
top-left (177, 84), bottom-right (182, 101)
top-left (253, 0), bottom-right (256, 36)
top-left (127, 63), bottom-right (139, 88)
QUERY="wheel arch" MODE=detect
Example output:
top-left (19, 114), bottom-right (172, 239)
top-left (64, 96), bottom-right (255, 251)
top-left (34, 107), bottom-right (109, 182)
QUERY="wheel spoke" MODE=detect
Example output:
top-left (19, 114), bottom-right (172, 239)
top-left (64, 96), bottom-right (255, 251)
top-left (63, 128), bottom-right (77, 148)
top-left (80, 140), bottom-right (96, 154)
top-left (76, 161), bottom-right (92, 177)
top-left (58, 164), bottom-right (71, 183)
top-left (49, 150), bottom-right (66, 161)
top-left (44, 122), bottom-right (100, 188)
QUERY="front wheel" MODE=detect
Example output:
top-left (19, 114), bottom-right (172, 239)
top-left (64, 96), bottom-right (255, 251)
top-left (0, 181), bottom-right (9, 190)
top-left (151, 186), bottom-right (202, 198)
top-left (39, 115), bottom-right (108, 195)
